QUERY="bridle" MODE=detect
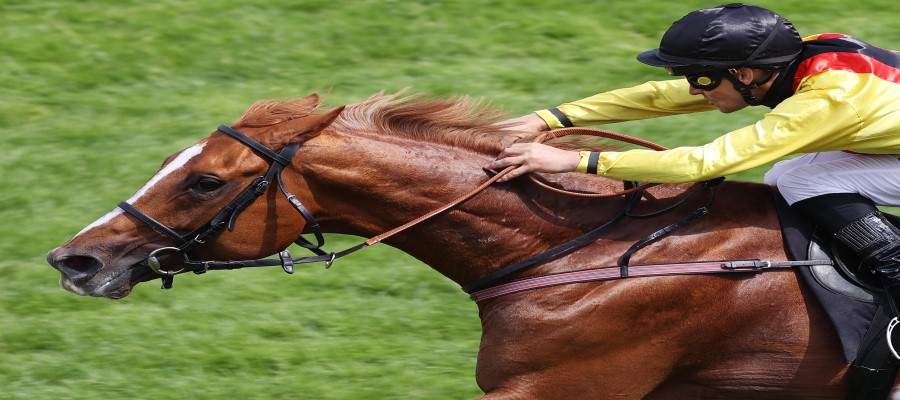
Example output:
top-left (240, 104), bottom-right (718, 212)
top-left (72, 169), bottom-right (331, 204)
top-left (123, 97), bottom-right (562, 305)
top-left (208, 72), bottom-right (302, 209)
top-left (118, 124), bottom-right (340, 289)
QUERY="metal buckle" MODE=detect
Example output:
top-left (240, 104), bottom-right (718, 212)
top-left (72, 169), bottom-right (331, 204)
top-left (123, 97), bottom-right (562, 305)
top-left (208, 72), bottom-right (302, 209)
top-left (279, 250), bottom-right (295, 274)
top-left (721, 260), bottom-right (770, 270)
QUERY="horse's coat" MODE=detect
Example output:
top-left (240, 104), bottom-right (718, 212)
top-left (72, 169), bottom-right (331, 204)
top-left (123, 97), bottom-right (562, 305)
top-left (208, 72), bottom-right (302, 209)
top-left (48, 92), bottom-right (892, 398)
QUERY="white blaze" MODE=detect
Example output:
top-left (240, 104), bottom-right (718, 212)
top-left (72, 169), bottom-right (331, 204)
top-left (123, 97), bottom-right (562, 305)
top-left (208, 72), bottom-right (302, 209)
top-left (74, 142), bottom-right (207, 238)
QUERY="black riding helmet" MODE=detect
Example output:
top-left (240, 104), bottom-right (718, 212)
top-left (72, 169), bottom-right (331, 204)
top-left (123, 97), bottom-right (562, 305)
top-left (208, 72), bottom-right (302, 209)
top-left (637, 3), bottom-right (803, 105)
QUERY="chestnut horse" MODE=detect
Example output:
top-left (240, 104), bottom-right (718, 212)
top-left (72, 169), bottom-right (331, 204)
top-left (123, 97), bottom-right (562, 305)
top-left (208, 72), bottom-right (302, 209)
top-left (48, 92), bottom-right (871, 398)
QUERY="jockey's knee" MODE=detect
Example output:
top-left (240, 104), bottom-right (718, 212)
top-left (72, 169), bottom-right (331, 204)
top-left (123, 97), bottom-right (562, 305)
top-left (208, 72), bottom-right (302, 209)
top-left (763, 168), bottom-right (780, 187)
top-left (772, 170), bottom-right (830, 205)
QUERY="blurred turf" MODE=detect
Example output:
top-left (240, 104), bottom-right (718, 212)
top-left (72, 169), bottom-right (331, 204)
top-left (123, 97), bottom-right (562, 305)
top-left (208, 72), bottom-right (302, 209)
top-left (2, 0), bottom-right (898, 399)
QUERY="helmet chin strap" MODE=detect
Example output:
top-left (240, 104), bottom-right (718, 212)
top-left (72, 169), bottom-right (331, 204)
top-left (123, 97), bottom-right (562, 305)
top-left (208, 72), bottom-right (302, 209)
top-left (723, 68), bottom-right (778, 106)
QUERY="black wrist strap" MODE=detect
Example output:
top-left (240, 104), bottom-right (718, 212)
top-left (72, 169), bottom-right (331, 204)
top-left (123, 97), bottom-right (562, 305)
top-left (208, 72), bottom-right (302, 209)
top-left (586, 151), bottom-right (600, 174)
top-left (548, 107), bottom-right (574, 128)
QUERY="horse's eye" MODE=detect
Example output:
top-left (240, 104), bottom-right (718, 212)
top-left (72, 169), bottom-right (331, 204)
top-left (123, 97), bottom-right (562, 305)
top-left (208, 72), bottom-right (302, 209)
top-left (192, 176), bottom-right (225, 193)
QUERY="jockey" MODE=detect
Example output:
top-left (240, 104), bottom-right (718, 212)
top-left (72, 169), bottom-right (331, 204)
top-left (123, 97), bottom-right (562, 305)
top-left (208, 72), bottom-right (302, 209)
top-left (489, 3), bottom-right (900, 286)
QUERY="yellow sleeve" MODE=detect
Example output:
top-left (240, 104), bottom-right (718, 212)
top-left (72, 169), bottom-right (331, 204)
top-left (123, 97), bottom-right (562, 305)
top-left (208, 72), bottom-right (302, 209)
top-left (593, 73), bottom-right (891, 182)
top-left (535, 79), bottom-right (715, 129)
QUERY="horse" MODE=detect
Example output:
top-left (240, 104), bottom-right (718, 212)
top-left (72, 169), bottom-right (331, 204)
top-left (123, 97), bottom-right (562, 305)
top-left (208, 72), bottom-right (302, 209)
top-left (47, 91), bottom-right (872, 398)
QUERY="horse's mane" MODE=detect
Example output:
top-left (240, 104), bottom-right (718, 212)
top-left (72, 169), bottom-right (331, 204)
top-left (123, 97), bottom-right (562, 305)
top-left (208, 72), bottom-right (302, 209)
top-left (235, 90), bottom-right (622, 154)
top-left (333, 91), bottom-right (515, 154)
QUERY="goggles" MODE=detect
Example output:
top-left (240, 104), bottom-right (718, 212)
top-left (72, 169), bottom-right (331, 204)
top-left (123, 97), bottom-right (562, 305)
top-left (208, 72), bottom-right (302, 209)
top-left (666, 67), bottom-right (730, 91)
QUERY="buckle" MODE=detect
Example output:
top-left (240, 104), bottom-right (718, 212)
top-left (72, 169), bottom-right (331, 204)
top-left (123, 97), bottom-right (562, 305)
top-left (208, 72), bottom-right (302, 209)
top-left (279, 250), bottom-right (295, 274)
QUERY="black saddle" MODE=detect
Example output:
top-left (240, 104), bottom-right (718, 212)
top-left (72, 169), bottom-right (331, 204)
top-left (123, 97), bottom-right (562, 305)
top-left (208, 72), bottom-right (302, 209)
top-left (774, 194), bottom-right (900, 400)
top-left (773, 194), bottom-right (900, 362)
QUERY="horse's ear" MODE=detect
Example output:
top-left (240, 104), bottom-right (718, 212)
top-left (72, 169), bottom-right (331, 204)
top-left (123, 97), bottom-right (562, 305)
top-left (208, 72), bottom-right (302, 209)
top-left (279, 105), bottom-right (345, 143)
top-left (296, 93), bottom-right (320, 109)
top-left (305, 105), bottom-right (345, 134)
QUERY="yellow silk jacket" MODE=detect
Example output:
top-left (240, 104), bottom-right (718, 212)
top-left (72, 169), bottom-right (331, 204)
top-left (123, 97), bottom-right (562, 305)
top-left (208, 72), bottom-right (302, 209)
top-left (535, 34), bottom-right (900, 183)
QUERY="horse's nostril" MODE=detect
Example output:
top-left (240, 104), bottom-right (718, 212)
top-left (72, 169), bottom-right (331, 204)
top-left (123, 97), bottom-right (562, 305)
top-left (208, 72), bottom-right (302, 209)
top-left (64, 256), bottom-right (94, 270)
top-left (47, 250), bottom-right (104, 279)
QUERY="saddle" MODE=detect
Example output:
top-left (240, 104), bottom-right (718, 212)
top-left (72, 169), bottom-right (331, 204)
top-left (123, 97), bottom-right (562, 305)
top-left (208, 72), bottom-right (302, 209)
top-left (774, 194), bottom-right (900, 398)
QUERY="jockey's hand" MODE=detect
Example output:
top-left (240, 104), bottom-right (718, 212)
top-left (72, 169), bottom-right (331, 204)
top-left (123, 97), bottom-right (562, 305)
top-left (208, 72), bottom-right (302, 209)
top-left (486, 143), bottom-right (581, 182)
top-left (499, 113), bottom-right (550, 133)
top-left (496, 113), bottom-right (550, 147)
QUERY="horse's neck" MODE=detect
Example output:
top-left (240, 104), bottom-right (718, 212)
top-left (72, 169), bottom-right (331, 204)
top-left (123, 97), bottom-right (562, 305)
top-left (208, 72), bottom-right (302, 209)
top-left (299, 132), bottom-right (784, 287)
top-left (297, 132), bottom-right (614, 283)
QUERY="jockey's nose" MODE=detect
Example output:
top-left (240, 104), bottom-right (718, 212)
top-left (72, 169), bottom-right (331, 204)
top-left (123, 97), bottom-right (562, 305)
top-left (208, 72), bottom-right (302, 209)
top-left (46, 248), bottom-right (104, 282)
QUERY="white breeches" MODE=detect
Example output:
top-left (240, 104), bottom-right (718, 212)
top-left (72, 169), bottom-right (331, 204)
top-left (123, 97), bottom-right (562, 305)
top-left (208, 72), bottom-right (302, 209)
top-left (764, 151), bottom-right (900, 206)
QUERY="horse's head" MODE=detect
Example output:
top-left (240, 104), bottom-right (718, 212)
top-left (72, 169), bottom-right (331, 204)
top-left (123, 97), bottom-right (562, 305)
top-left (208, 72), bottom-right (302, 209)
top-left (46, 94), bottom-right (344, 298)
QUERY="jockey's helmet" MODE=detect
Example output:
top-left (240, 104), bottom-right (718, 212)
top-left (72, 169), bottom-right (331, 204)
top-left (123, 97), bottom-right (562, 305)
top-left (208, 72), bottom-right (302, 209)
top-left (637, 3), bottom-right (802, 73)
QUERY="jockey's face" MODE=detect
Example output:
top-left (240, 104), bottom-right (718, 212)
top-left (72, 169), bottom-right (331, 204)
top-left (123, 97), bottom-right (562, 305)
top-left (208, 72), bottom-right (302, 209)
top-left (689, 77), bottom-right (749, 113)
top-left (687, 67), bottom-right (773, 113)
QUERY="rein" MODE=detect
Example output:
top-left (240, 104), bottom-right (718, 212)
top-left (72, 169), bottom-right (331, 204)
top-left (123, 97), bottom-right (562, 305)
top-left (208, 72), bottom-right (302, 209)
top-left (121, 123), bottom-right (812, 299)
top-left (527, 127), bottom-right (669, 198)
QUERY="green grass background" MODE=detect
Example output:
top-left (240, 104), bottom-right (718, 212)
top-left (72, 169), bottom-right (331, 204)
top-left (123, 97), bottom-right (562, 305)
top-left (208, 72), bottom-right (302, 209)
top-left (2, 1), bottom-right (898, 399)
